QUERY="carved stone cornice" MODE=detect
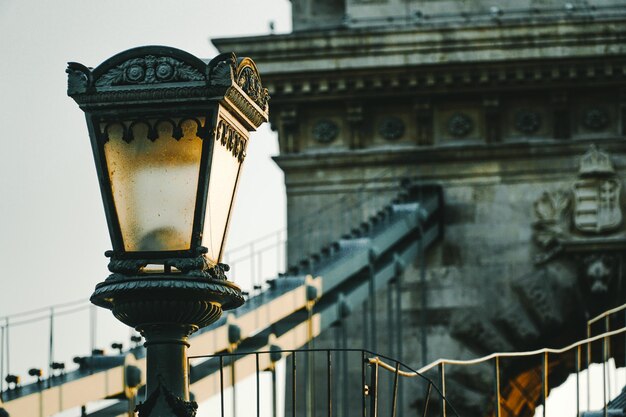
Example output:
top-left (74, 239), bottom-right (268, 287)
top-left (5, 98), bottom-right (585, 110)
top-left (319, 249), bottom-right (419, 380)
top-left (256, 57), bottom-right (626, 104)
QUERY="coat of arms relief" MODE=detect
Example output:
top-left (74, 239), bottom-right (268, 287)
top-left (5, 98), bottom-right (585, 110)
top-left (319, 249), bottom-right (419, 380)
top-left (533, 145), bottom-right (625, 299)
top-left (534, 145), bottom-right (623, 249)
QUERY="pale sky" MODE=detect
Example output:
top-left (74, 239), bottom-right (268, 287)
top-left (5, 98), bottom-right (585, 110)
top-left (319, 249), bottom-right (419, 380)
top-left (0, 0), bottom-right (290, 390)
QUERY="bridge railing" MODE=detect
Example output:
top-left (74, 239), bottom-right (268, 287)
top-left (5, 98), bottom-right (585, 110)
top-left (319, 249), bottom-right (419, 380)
top-left (189, 348), bottom-right (458, 417)
top-left (417, 326), bottom-right (626, 416)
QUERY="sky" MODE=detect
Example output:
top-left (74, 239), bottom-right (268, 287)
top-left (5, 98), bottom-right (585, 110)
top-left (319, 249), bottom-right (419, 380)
top-left (0, 0), bottom-right (290, 397)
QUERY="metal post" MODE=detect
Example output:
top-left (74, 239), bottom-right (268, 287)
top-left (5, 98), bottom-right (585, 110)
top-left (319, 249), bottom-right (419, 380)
top-left (418, 224), bottom-right (427, 367)
top-left (422, 383), bottom-right (432, 417)
top-left (494, 357), bottom-right (501, 417)
top-left (306, 308), bottom-right (315, 417)
top-left (5, 318), bottom-right (9, 377)
top-left (220, 356), bottom-right (225, 417)
top-left (363, 299), bottom-right (370, 350)
top-left (271, 367), bottom-right (277, 417)
top-left (49, 307), bottom-right (54, 385)
top-left (89, 305), bottom-right (96, 352)
top-left (342, 323), bottom-right (348, 417)
top-left (256, 353), bottom-right (260, 417)
top-left (394, 256), bottom-right (404, 417)
top-left (231, 352), bottom-right (237, 417)
top-left (390, 362), bottom-right (399, 417)
top-left (576, 345), bottom-right (581, 416)
top-left (587, 323), bottom-right (591, 412)
top-left (276, 231), bottom-right (281, 271)
top-left (542, 352), bottom-right (548, 417)
top-left (0, 324), bottom-right (4, 396)
top-left (606, 316), bottom-right (612, 401)
top-left (328, 351), bottom-right (333, 417)
top-left (604, 334), bottom-right (608, 417)
top-left (250, 243), bottom-right (255, 288)
top-left (368, 251), bottom-right (377, 353)
top-left (293, 353), bottom-right (297, 417)
top-left (362, 351), bottom-right (367, 417)
top-left (369, 361), bottom-right (379, 417)
top-left (387, 282), bottom-right (395, 358)
top-left (439, 363), bottom-right (446, 417)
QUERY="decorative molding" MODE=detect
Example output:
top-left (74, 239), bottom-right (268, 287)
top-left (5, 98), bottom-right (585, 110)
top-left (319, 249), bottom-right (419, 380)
top-left (105, 247), bottom-right (230, 279)
top-left (224, 85), bottom-right (269, 129)
top-left (67, 47), bottom-right (269, 128)
top-left (312, 120), bottom-right (339, 144)
top-left (582, 107), bottom-right (610, 131)
top-left (96, 55), bottom-right (204, 87)
top-left (447, 113), bottom-right (473, 138)
top-left (99, 117), bottom-right (207, 143)
top-left (91, 275), bottom-right (244, 313)
top-left (514, 109), bottom-right (541, 134)
top-left (378, 116), bottom-right (405, 141)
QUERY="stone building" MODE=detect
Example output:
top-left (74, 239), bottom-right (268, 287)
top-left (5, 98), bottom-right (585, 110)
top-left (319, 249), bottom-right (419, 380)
top-left (214, 1), bottom-right (626, 415)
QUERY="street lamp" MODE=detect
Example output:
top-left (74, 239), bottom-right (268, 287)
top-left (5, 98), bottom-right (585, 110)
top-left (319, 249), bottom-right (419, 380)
top-left (67, 46), bottom-right (269, 416)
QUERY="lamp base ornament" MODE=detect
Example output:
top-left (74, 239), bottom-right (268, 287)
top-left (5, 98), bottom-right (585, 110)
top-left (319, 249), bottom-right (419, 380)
top-left (90, 262), bottom-right (243, 417)
top-left (135, 377), bottom-right (198, 417)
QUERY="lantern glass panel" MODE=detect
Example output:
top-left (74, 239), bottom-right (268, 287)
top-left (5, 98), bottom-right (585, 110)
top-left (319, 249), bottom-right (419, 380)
top-left (103, 119), bottom-right (204, 252)
top-left (202, 122), bottom-right (244, 265)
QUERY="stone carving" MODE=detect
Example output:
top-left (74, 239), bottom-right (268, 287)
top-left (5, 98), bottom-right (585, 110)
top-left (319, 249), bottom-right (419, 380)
top-left (532, 190), bottom-right (571, 248)
top-left (312, 119), bottom-right (339, 143)
top-left (533, 146), bottom-right (623, 253)
top-left (514, 109), bottom-right (541, 134)
top-left (215, 119), bottom-right (248, 162)
top-left (378, 116), bottom-right (405, 140)
top-left (582, 107), bottom-right (609, 131)
top-left (573, 145), bottom-right (621, 233)
top-left (581, 254), bottom-right (616, 295)
top-left (95, 55), bottom-right (204, 87)
top-left (447, 113), bottom-right (473, 137)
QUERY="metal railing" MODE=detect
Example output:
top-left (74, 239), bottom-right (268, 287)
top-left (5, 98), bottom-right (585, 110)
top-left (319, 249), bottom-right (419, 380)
top-left (417, 325), bottom-right (626, 416)
top-left (189, 348), bottom-right (459, 417)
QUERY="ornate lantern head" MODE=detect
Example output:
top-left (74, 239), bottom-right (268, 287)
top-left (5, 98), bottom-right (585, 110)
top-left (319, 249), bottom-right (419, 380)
top-left (67, 46), bottom-right (269, 282)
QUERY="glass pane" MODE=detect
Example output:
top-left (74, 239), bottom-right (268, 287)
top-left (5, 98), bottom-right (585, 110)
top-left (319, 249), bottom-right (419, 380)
top-left (202, 118), bottom-right (245, 265)
top-left (103, 119), bottom-right (203, 252)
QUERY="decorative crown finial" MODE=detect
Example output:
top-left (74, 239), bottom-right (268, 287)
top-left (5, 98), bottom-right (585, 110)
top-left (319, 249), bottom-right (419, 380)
top-left (579, 145), bottom-right (615, 176)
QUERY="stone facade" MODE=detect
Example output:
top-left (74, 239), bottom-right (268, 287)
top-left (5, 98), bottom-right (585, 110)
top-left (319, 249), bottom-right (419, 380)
top-left (214, 2), bottom-right (626, 415)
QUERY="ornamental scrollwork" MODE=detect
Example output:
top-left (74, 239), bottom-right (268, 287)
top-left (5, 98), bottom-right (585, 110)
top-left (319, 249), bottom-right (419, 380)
top-left (379, 116), bottom-right (405, 140)
top-left (95, 55), bottom-right (204, 87)
top-left (236, 64), bottom-right (270, 110)
top-left (447, 113), bottom-right (473, 138)
top-left (514, 109), bottom-right (541, 134)
top-left (66, 62), bottom-right (92, 95)
top-left (582, 107), bottom-right (609, 131)
top-left (215, 119), bottom-right (248, 162)
top-left (312, 120), bottom-right (339, 143)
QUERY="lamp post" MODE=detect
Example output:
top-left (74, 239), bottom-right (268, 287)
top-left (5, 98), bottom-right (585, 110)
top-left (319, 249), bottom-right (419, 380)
top-left (67, 46), bottom-right (269, 416)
